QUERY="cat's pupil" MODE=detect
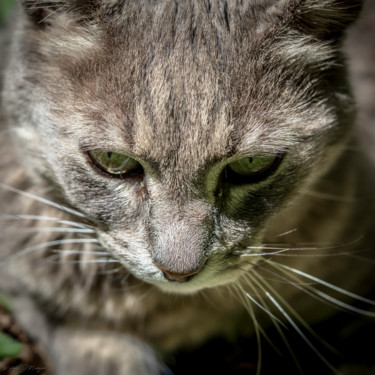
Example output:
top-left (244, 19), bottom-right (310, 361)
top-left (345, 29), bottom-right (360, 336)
top-left (107, 152), bottom-right (112, 158)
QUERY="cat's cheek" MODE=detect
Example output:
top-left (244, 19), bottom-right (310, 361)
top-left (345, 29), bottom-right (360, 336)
top-left (95, 230), bottom-right (164, 282)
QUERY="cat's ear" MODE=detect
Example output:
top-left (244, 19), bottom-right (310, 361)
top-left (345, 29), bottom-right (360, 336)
top-left (19, 0), bottom-right (97, 27)
top-left (289, 0), bottom-right (363, 39)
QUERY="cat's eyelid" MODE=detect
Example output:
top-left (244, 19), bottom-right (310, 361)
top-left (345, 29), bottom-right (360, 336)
top-left (79, 143), bottom-right (137, 159)
top-left (224, 151), bottom-right (286, 166)
top-left (233, 139), bottom-right (290, 159)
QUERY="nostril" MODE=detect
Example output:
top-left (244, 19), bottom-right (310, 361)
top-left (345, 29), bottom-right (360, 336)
top-left (154, 261), bottom-right (202, 283)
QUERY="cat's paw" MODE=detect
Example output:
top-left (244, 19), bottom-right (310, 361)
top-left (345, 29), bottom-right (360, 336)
top-left (52, 328), bottom-right (166, 375)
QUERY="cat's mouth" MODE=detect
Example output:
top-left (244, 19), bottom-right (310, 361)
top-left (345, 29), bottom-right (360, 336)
top-left (148, 247), bottom-right (260, 294)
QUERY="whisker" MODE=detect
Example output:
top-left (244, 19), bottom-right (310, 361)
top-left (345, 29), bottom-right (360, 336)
top-left (276, 228), bottom-right (298, 237)
top-left (242, 251), bottom-right (345, 258)
top-left (273, 262), bottom-right (375, 307)
top-left (51, 250), bottom-right (108, 256)
top-left (240, 237), bottom-right (364, 258)
top-left (243, 273), bottom-right (303, 373)
top-left (233, 286), bottom-right (281, 358)
top-left (9, 227), bottom-right (95, 234)
top-left (0, 183), bottom-right (85, 218)
top-left (250, 271), bottom-right (338, 357)
top-left (243, 290), bottom-right (286, 327)
top-left (265, 291), bottom-right (340, 375)
top-left (269, 262), bottom-right (375, 318)
top-left (97, 267), bottom-right (122, 275)
top-left (58, 220), bottom-right (92, 229)
top-left (346, 253), bottom-right (375, 265)
top-left (255, 263), bottom-right (350, 312)
top-left (244, 245), bottom-right (330, 252)
top-left (243, 250), bottom-right (366, 258)
top-left (250, 261), bottom-right (323, 287)
top-left (303, 190), bottom-right (356, 203)
top-left (0, 214), bottom-right (93, 229)
top-left (0, 238), bottom-right (99, 264)
top-left (48, 259), bottom-right (120, 264)
top-left (233, 285), bottom-right (263, 375)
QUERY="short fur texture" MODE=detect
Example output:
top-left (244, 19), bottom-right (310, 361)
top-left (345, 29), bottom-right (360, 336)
top-left (1, 0), bottom-right (375, 374)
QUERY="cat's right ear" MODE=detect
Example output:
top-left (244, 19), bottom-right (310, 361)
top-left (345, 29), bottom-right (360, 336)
top-left (19, 0), bottom-right (98, 27)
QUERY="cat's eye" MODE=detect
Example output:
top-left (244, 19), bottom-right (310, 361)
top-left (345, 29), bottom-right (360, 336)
top-left (224, 155), bottom-right (283, 185)
top-left (87, 150), bottom-right (143, 178)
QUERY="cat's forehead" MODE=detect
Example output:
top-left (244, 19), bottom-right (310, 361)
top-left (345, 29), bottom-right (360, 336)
top-left (47, 0), bottom-right (337, 173)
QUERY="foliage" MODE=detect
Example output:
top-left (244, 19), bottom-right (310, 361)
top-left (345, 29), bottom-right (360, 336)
top-left (0, 332), bottom-right (23, 359)
top-left (0, 293), bottom-right (24, 359)
top-left (0, 0), bottom-right (16, 23)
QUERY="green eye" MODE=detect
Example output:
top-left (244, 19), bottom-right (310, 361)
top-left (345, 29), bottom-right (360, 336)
top-left (88, 150), bottom-right (143, 178)
top-left (225, 155), bottom-right (282, 184)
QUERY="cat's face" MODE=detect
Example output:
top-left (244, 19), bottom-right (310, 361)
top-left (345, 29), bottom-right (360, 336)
top-left (4, 0), bottom-right (359, 293)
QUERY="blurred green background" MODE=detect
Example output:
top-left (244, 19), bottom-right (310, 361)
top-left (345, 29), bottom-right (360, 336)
top-left (0, 0), bottom-right (19, 359)
top-left (0, 0), bottom-right (16, 23)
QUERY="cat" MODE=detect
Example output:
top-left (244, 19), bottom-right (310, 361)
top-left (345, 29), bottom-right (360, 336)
top-left (1, 0), bottom-right (375, 374)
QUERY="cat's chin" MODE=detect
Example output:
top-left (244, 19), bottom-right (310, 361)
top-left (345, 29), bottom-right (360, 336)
top-left (148, 268), bottom-right (243, 295)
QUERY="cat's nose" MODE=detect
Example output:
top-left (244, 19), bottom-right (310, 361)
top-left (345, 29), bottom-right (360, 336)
top-left (154, 261), bottom-right (202, 283)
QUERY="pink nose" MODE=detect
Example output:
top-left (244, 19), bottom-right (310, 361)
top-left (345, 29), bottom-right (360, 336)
top-left (154, 261), bottom-right (202, 283)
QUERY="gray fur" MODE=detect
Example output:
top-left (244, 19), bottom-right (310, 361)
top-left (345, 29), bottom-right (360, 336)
top-left (0, 0), bottom-right (374, 373)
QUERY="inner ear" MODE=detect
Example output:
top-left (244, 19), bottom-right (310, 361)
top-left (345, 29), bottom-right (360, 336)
top-left (20, 0), bottom-right (98, 27)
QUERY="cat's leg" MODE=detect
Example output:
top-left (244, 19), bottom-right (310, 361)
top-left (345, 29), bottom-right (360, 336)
top-left (7, 294), bottom-right (166, 375)
top-left (52, 327), bottom-right (167, 375)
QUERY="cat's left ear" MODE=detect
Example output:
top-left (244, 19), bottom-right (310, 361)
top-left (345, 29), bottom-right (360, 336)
top-left (289, 0), bottom-right (363, 39)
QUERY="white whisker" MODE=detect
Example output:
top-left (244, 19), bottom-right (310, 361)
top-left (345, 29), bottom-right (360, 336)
top-left (0, 215), bottom-right (92, 229)
top-left (241, 237), bottom-right (364, 258)
top-left (303, 190), bottom-right (356, 203)
top-left (51, 250), bottom-right (108, 256)
top-left (269, 262), bottom-right (375, 318)
top-left (346, 253), bottom-right (375, 265)
top-left (0, 183), bottom-right (85, 218)
top-left (244, 291), bottom-right (286, 328)
top-left (39, 254), bottom-right (119, 266)
top-left (250, 270), bottom-right (337, 356)
top-left (12, 227), bottom-right (95, 234)
top-left (55, 259), bottom-right (120, 264)
top-left (265, 291), bottom-right (340, 375)
top-left (276, 228), bottom-right (298, 237)
top-left (244, 272), bottom-right (304, 373)
top-left (97, 267), bottom-right (122, 275)
top-left (274, 262), bottom-right (375, 307)
top-left (0, 238), bottom-right (99, 264)
top-left (233, 285), bottom-right (262, 375)
top-left (256, 263), bottom-right (351, 312)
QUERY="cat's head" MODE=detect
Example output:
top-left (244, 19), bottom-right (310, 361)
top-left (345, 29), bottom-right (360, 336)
top-left (4, 0), bottom-right (361, 293)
